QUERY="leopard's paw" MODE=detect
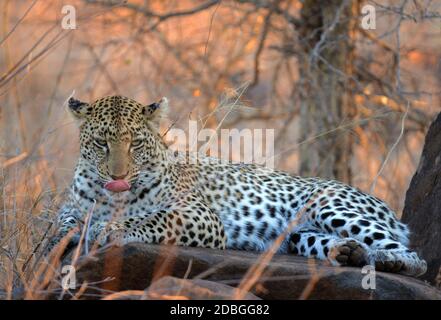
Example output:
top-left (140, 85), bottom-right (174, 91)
top-left (328, 239), bottom-right (368, 267)
top-left (89, 221), bottom-right (125, 247)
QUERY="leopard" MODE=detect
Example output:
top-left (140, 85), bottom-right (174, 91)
top-left (48, 95), bottom-right (427, 277)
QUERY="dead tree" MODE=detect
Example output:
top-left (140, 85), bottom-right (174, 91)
top-left (297, 0), bottom-right (358, 183)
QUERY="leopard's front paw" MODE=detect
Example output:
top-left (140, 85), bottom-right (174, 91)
top-left (46, 230), bottom-right (81, 256)
top-left (89, 221), bottom-right (126, 247)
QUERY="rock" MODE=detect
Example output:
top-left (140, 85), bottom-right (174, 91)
top-left (97, 276), bottom-right (260, 300)
top-left (402, 112), bottom-right (441, 285)
top-left (145, 276), bottom-right (261, 300)
top-left (68, 243), bottom-right (441, 299)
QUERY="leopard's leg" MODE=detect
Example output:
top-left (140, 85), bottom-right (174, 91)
top-left (368, 240), bottom-right (427, 276)
top-left (46, 206), bottom-right (83, 253)
top-left (289, 225), bottom-right (369, 267)
top-left (307, 202), bottom-right (427, 276)
top-left (93, 203), bottom-right (226, 250)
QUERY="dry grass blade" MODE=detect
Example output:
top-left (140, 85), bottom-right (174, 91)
top-left (2, 152), bottom-right (28, 169)
top-left (101, 290), bottom-right (147, 300)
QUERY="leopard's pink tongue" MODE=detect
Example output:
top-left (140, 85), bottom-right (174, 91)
top-left (104, 180), bottom-right (131, 192)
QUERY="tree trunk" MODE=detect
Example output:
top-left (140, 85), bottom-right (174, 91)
top-left (297, 0), bottom-right (357, 183)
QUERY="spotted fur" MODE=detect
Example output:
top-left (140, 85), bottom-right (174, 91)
top-left (50, 95), bottom-right (427, 277)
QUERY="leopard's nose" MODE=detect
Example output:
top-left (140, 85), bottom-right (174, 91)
top-left (110, 172), bottom-right (129, 180)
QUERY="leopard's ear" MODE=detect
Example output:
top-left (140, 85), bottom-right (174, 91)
top-left (68, 97), bottom-right (91, 120)
top-left (143, 97), bottom-right (168, 128)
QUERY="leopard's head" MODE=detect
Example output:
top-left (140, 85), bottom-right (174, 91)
top-left (68, 95), bottom-right (168, 192)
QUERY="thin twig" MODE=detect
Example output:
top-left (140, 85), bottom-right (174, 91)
top-left (370, 101), bottom-right (410, 193)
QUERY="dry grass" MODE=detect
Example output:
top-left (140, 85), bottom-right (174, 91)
top-left (1, 0), bottom-right (440, 300)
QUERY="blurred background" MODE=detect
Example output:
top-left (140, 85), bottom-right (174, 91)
top-left (0, 0), bottom-right (440, 297)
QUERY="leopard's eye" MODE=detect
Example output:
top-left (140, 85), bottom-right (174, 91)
top-left (94, 138), bottom-right (108, 148)
top-left (131, 139), bottom-right (144, 149)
